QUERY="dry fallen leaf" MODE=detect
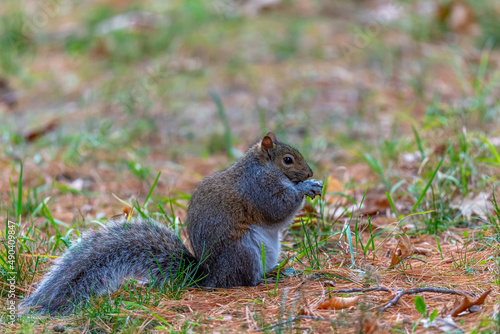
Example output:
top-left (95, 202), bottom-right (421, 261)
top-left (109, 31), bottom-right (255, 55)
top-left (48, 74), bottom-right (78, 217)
top-left (317, 296), bottom-right (360, 310)
top-left (243, 0), bottom-right (282, 16)
top-left (123, 206), bottom-right (134, 220)
top-left (110, 205), bottom-right (134, 221)
top-left (324, 175), bottom-right (347, 206)
top-left (362, 316), bottom-right (379, 334)
top-left (390, 232), bottom-right (432, 267)
top-left (24, 119), bottom-right (60, 142)
top-left (436, 0), bottom-right (476, 34)
top-left (390, 233), bottom-right (413, 267)
top-left (359, 191), bottom-right (391, 216)
top-left (414, 246), bottom-right (433, 257)
top-left (451, 192), bottom-right (493, 220)
top-left (449, 290), bottom-right (491, 317)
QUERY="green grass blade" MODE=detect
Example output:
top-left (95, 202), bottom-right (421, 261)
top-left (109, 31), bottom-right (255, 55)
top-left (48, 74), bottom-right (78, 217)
top-left (363, 228), bottom-right (399, 256)
top-left (41, 203), bottom-right (62, 236)
top-left (122, 301), bottom-right (173, 328)
top-left (367, 215), bottom-right (375, 254)
top-left (209, 90), bottom-right (233, 158)
top-left (475, 48), bottom-right (490, 94)
top-left (144, 171), bottom-right (161, 208)
top-left (435, 236), bottom-right (444, 260)
top-left (261, 243), bottom-right (269, 292)
top-left (479, 135), bottom-right (500, 166)
top-left (386, 192), bottom-right (398, 218)
top-left (16, 160), bottom-right (23, 221)
top-left (390, 180), bottom-right (405, 196)
top-left (344, 218), bottom-right (355, 267)
top-left (411, 145), bottom-right (449, 213)
top-left (359, 187), bottom-right (369, 210)
top-left (364, 154), bottom-right (390, 191)
top-left (405, 210), bottom-right (435, 218)
top-left (411, 125), bottom-right (425, 158)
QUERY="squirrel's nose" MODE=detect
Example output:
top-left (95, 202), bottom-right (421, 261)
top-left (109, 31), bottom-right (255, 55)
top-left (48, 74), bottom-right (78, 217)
top-left (307, 170), bottom-right (313, 178)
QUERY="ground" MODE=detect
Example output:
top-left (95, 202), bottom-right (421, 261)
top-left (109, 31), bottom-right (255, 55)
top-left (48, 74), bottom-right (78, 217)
top-left (1, 0), bottom-right (500, 333)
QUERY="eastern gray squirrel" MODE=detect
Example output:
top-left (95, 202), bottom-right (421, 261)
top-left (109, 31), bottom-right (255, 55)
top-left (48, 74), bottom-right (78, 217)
top-left (21, 132), bottom-right (323, 315)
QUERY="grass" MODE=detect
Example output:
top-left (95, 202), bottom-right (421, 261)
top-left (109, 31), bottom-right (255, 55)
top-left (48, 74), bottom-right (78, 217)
top-left (1, 0), bottom-right (500, 332)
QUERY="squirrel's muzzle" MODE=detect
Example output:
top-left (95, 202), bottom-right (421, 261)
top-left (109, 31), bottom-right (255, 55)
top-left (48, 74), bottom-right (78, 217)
top-left (306, 167), bottom-right (313, 179)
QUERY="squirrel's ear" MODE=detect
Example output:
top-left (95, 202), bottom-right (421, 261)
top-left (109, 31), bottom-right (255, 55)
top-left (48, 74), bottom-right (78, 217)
top-left (266, 132), bottom-right (277, 142)
top-left (261, 134), bottom-right (275, 151)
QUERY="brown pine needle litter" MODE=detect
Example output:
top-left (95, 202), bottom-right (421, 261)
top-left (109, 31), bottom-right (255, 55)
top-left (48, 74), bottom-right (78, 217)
top-left (10, 220), bottom-right (499, 333)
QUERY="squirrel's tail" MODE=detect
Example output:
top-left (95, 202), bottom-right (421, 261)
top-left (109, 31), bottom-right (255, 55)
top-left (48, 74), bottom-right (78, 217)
top-left (20, 217), bottom-right (205, 315)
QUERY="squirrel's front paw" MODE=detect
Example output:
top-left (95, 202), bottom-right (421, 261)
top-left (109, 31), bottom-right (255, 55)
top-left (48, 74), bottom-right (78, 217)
top-left (299, 179), bottom-right (323, 199)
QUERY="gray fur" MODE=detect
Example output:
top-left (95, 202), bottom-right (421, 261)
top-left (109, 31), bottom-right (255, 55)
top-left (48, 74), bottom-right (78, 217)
top-left (187, 141), bottom-right (322, 288)
top-left (20, 217), bottom-right (205, 315)
top-left (242, 225), bottom-right (283, 275)
top-left (21, 133), bottom-right (323, 315)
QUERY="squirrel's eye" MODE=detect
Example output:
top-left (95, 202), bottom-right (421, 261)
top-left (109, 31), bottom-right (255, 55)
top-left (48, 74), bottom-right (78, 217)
top-left (283, 156), bottom-right (294, 165)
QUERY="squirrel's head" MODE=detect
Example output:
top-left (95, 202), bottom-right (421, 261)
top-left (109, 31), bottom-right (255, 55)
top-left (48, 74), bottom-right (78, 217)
top-left (258, 132), bottom-right (313, 184)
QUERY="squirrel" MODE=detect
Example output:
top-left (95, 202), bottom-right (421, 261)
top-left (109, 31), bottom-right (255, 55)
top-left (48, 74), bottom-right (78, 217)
top-left (20, 132), bottom-right (323, 315)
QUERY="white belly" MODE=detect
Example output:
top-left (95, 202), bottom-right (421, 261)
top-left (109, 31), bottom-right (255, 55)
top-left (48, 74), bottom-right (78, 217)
top-left (243, 225), bottom-right (283, 273)
top-left (241, 198), bottom-right (304, 275)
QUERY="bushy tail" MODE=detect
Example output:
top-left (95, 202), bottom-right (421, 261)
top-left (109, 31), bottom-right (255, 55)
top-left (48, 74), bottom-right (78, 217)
top-left (20, 217), bottom-right (205, 315)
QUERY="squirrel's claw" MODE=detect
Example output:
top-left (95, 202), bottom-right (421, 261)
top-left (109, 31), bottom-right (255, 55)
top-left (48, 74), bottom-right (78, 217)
top-left (299, 179), bottom-right (323, 199)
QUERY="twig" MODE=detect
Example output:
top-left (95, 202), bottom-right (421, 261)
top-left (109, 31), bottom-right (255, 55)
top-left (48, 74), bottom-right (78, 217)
top-left (325, 287), bottom-right (391, 294)
top-left (378, 287), bottom-right (475, 315)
